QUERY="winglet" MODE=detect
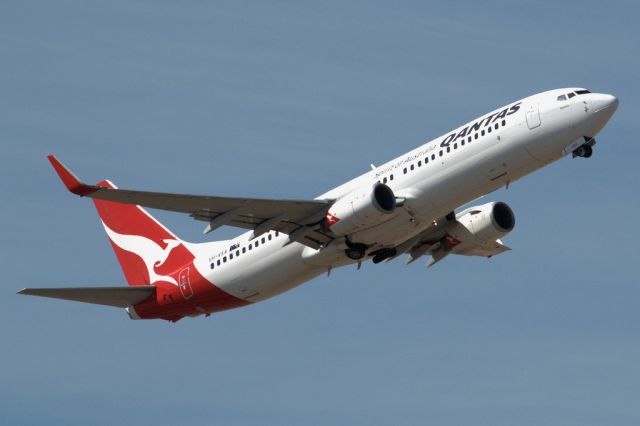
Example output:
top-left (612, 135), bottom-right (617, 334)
top-left (47, 155), bottom-right (100, 196)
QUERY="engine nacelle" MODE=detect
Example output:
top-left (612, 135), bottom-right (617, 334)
top-left (325, 183), bottom-right (397, 236)
top-left (456, 201), bottom-right (515, 242)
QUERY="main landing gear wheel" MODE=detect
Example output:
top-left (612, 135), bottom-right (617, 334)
top-left (345, 243), bottom-right (367, 260)
top-left (574, 145), bottom-right (593, 158)
top-left (372, 248), bottom-right (397, 264)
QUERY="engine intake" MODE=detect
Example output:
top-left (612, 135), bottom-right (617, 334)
top-left (372, 184), bottom-right (396, 213)
top-left (492, 202), bottom-right (515, 232)
top-left (457, 201), bottom-right (515, 242)
top-left (325, 183), bottom-right (397, 236)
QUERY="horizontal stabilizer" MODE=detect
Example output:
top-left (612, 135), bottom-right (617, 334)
top-left (17, 286), bottom-right (155, 308)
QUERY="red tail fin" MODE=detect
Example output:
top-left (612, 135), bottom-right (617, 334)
top-left (93, 180), bottom-right (194, 286)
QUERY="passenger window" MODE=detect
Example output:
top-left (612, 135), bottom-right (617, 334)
top-left (403, 167), bottom-right (407, 174)
top-left (223, 256), bottom-right (227, 263)
top-left (487, 127), bottom-right (492, 133)
top-left (461, 140), bottom-right (465, 146)
top-left (261, 237), bottom-right (266, 244)
top-left (431, 154), bottom-right (435, 160)
top-left (390, 174), bottom-right (394, 180)
top-left (474, 133), bottom-right (478, 140)
top-left (217, 259), bottom-right (221, 266)
top-left (418, 160), bottom-right (422, 167)
top-left (275, 231), bottom-right (279, 237)
top-left (410, 164), bottom-right (414, 171)
top-left (494, 123), bottom-right (499, 130)
top-left (211, 263), bottom-right (215, 269)
top-left (453, 143), bottom-right (458, 149)
top-left (268, 234), bottom-right (272, 240)
top-left (446, 146), bottom-right (450, 153)
top-left (439, 150), bottom-right (443, 157)
top-left (229, 253), bottom-right (233, 260)
top-left (501, 120), bottom-right (506, 126)
top-left (236, 250), bottom-right (239, 256)
top-left (481, 130), bottom-right (485, 136)
top-left (242, 247), bottom-right (246, 253)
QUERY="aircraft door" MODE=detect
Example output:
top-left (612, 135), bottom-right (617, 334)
top-left (526, 104), bottom-right (541, 129)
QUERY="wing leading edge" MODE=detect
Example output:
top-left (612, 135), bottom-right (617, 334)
top-left (47, 155), bottom-right (334, 249)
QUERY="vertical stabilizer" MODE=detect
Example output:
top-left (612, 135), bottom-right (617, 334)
top-left (93, 180), bottom-right (195, 286)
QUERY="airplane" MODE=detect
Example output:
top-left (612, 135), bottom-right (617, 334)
top-left (19, 88), bottom-right (619, 322)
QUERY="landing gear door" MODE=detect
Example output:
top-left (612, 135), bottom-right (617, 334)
top-left (526, 104), bottom-right (541, 129)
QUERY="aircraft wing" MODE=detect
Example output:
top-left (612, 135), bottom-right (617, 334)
top-left (401, 213), bottom-right (455, 264)
top-left (48, 155), bottom-right (334, 249)
top-left (394, 211), bottom-right (511, 266)
top-left (18, 286), bottom-right (155, 308)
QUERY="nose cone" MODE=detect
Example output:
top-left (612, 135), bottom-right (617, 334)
top-left (587, 93), bottom-right (619, 132)
top-left (591, 93), bottom-right (619, 117)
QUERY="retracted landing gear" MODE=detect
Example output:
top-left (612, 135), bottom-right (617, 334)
top-left (574, 144), bottom-right (593, 158)
top-left (345, 241), bottom-right (367, 260)
top-left (371, 248), bottom-right (397, 264)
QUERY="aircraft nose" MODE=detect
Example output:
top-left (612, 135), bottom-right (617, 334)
top-left (589, 93), bottom-right (619, 125)
top-left (590, 93), bottom-right (619, 114)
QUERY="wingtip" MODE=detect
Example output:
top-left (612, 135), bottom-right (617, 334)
top-left (47, 155), bottom-right (99, 196)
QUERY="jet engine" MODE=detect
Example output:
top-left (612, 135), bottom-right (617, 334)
top-left (456, 201), bottom-right (515, 242)
top-left (325, 183), bottom-right (397, 236)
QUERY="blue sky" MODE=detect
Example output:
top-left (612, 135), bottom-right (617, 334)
top-left (2, 1), bottom-right (639, 425)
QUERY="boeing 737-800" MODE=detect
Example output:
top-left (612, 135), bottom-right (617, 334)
top-left (19, 88), bottom-right (619, 322)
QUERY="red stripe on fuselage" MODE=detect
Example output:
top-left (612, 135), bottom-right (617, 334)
top-left (131, 260), bottom-right (250, 321)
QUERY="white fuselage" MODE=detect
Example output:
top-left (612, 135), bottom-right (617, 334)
top-left (187, 88), bottom-right (618, 304)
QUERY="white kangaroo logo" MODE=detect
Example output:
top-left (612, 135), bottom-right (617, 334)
top-left (102, 222), bottom-right (181, 285)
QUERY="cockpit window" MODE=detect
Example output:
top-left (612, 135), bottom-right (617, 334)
top-left (558, 90), bottom-right (590, 101)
